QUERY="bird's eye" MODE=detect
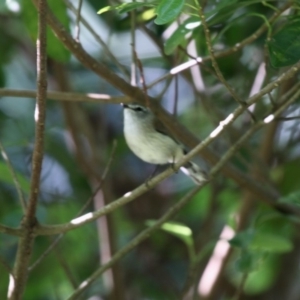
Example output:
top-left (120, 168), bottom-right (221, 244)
top-left (134, 106), bottom-right (144, 112)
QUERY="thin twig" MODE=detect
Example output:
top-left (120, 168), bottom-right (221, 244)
top-left (63, 0), bottom-right (130, 78)
top-left (0, 224), bottom-right (22, 236)
top-left (178, 45), bottom-right (215, 76)
top-left (77, 139), bottom-right (117, 214)
top-left (28, 234), bottom-right (61, 272)
top-left (0, 88), bottom-right (128, 103)
top-left (210, 88), bottom-right (300, 178)
top-left (54, 246), bottom-right (78, 288)
top-left (198, 3), bottom-right (253, 117)
top-left (0, 141), bottom-right (26, 212)
top-left (34, 82), bottom-right (300, 238)
top-left (67, 85), bottom-right (300, 299)
top-left (130, 6), bottom-right (137, 87)
top-left (67, 186), bottom-right (203, 299)
top-left (173, 52), bottom-right (179, 116)
top-left (276, 116), bottom-right (300, 121)
top-left (147, 2), bottom-right (292, 89)
top-left (29, 140), bottom-right (118, 271)
top-left (31, 0), bottom-right (299, 212)
top-left (133, 49), bottom-right (149, 107)
top-left (0, 255), bottom-right (14, 277)
top-left (74, 0), bottom-right (83, 41)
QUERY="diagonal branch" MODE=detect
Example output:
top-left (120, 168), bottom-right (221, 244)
top-left (67, 186), bottom-right (203, 299)
top-left (0, 88), bottom-right (129, 103)
top-left (0, 141), bottom-right (26, 212)
top-left (67, 83), bottom-right (300, 299)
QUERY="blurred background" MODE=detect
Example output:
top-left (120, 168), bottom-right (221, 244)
top-left (1, 0), bottom-right (300, 299)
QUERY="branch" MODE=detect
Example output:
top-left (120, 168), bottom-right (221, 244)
top-left (147, 1), bottom-right (292, 88)
top-left (0, 88), bottom-right (128, 103)
top-left (26, 0), bottom-right (48, 222)
top-left (67, 186), bottom-right (203, 299)
top-left (152, 61), bottom-right (300, 207)
top-left (31, 0), bottom-right (300, 212)
top-left (67, 84), bottom-right (300, 299)
top-left (0, 141), bottom-right (26, 211)
top-left (198, 3), bottom-right (245, 107)
top-left (211, 2), bottom-right (292, 59)
top-left (0, 224), bottom-right (22, 236)
top-left (74, 0), bottom-right (83, 42)
top-left (32, 0), bottom-right (139, 99)
top-left (211, 88), bottom-right (300, 177)
top-left (35, 77), bottom-right (300, 237)
top-left (8, 0), bottom-right (48, 298)
top-left (35, 161), bottom-right (203, 236)
top-left (64, 0), bottom-right (130, 78)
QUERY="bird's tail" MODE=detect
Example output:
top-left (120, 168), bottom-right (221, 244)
top-left (180, 161), bottom-right (207, 185)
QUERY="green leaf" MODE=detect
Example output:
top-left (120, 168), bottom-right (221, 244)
top-left (229, 230), bottom-right (254, 248)
top-left (160, 221), bottom-right (192, 238)
top-left (277, 159), bottom-right (300, 193)
top-left (164, 16), bottom-right (201, 55)
top-left (155, 0), bottom-right (185, 25)
top-left (205, 0), bottom-right (238, 26)
top-left (0, 161), bottom-right (30, 194)
top-left (230, 227), bottom-right (293, 254)
top-left (243, 255), bottom-right (279, 294)
top-left (268, 18), bottom-right (300, 68)
top-left (97, 6), bottom-right (114, 14)
top-left (279, 191), bottom-right (300, 206)
top-left (146, 220), bottom-right (195, 258)
top-left (235, 251), bottom-right (256, 273)
top-left (21, 0), bottom-right (70, 62)
top-left (249, 233), bottom-right (293, 253)
top-left (138, 8), bottom-right (156, 22)
top-left (206, 0), bottom-right (270, 26)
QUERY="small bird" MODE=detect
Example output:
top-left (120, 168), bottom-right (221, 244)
top-left (123, 103), bottom-right (206, 185)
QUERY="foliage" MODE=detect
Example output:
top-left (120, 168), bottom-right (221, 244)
top-left (1, 0), bottom-right (300, 299)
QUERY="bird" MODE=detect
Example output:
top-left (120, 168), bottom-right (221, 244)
top-left (123, 103), bottom-right (207, 185)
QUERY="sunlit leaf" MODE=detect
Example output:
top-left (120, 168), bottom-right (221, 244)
top-left (160, 221), bottom-right (192, 237)
top-left (97, 5), bottom-right (114, 14)
top-left (139, 8), bottom-right (156, 21)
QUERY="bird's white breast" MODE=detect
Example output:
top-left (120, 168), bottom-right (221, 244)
top-left (124, 110), bottom-right (182, 164)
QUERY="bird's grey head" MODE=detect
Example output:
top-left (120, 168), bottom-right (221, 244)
top-left (123, 104), bottom-right (152, 120)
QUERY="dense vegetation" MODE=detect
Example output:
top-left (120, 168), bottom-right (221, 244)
top-left (1, 0), bottom-right (300, 299)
